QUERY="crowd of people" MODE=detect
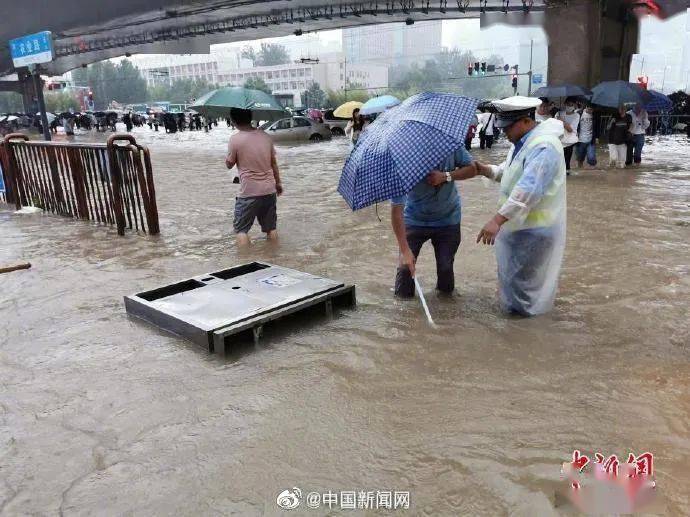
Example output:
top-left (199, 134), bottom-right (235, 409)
top-left (534, 97), bottom-right (651, 171)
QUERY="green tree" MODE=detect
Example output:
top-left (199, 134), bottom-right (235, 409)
top-left (301, 82), bottom-right (326, 108)
top-left (240, 46), bottom-right (258, 66)
top-left (45, 91), bottom-right (79, 113)
top-left (0, 92), bottom-right (24, 112)
top-left (325, 88), bottom-right (370, 109)
top-left (257, 43), bottom-right (290, 66)
top-left (113, 60), bottom-right (147, 104)
top-left (146, 78), bottom-right (216, 104)
top-left (241, 43), bottom-right (291, 67)
top-left (243, 77), bottom-right (271, 94)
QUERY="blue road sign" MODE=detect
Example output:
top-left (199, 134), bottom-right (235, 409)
top-left (9, 31), bottom-right (53, 68)
top-left (532, 73), bottom-right (543, 85)
top-left (0, 162), bottom-right (5, 193)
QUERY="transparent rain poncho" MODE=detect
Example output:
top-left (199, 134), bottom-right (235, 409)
top-left (487, 119), bottom-right (567, 316)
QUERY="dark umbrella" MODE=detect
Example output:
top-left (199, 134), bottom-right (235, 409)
top-left (591, 80), bottom-right (652, 109)
top-left (644, 90), bottom-right (673, 112)
top-left (532, 84), bottom-right (592, 99)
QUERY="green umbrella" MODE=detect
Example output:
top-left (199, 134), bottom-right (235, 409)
top-left (189, 87), bottom-right (287, 121)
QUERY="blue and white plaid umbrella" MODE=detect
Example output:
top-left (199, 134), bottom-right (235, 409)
top-left (644, 90), bottom-right (673, 112)
top-left (338, 92), bottom-right (478, 210)
top-left (359, 95), bottom-right (401, 115)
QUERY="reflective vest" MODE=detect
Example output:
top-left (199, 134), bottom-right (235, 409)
top-left (498, 134), bottom-right (566, 232)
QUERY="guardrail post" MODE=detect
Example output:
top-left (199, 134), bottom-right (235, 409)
top-left (106, 134), bottom-right (133, 236)
top-left (3, 133), bottom-right (29, 210)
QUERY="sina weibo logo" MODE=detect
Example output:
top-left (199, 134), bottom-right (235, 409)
top-left (276, 487), bottom-right (302, 510)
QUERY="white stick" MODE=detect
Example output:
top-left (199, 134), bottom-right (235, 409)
top-left (414, 276), bottom-right (437, 328)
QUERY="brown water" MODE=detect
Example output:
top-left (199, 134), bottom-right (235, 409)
top-left (1, 126), bottom-right (689, 516)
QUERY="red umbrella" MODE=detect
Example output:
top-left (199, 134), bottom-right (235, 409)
top-left (307, 109), bottom-right (323, 121)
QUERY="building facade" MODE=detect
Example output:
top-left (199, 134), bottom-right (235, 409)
top-left (343, 20), bottom-right (442, 66)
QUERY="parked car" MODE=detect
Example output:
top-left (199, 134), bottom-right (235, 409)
top-left (261, 116), bottom-right (332, 142)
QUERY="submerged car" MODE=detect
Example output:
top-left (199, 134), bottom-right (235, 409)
top-left (261, 116), bottom-right (332, 142)
top-left (322, 109), bottom-right (349, 136)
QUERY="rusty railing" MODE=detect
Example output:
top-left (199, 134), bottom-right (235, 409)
top-left (0, 133), bottom-right (158, 235)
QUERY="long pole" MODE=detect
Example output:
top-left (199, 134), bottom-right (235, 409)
top-left (344, 52), bottom-right (348, 101)
top-left (527, 39), bottom-right (534, 97)
top-left (31, 66), bottom-right (51, 141)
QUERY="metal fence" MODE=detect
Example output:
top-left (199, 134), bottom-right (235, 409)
top-left (0, 133), bottom-right (158, 235)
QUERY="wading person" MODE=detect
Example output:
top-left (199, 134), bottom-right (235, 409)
top-left (478, 109), bottom-right (496, 149)
top-left (345, 108), bottom-right (366, 149)
top-left (556, 97), bottom-right (580, 173)
top-left (607, 106), bottom-right (631, 169)
top-left (535, 98), bottom-right (552, 123)
top-left (391, 146), bottom-right (478, 298)
top-left (626, 104), bottom-right (650, 167)
top-left (475, 97), bottom-right (567, 316)
top-left (575, 103), bottom-right (598, 168)
top-left (225, 107), bottom-right (283, 246)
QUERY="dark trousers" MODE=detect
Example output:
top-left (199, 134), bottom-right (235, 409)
top-left (464, 137), bottom-right (472, 151)
top-left (395, 225), bottom-right (461, 298)
top-left (563, 144), bottom-right (574, 171)
top-left (625, 134), bottom-right (645, 165)
top-left (479, 131), bottom-right (494, 149)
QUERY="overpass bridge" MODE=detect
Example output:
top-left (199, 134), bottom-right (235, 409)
top-left (1, 1), bottom-right (682, 106)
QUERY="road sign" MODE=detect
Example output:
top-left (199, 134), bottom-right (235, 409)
top-left (532, 73), bottom-right (543, 85)
top-left (9, 31), bottom-right (53, 68)
top-left (0, 163), bottom-right (5, 193)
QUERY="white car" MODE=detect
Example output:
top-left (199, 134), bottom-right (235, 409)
top-left (261, 117), bottom-right (332, 142)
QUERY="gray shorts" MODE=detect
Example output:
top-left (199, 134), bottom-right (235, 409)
top-left (233, 193), bottom-right (277, 234)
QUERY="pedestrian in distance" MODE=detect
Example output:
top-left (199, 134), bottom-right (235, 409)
top-left (625, 104), bottom-right (650, 166)
top-left (556, 97), bottom-right (581, 174)
top-left (575, 103), bottom-right (599, 169)
top-left (607, 106), bottom-right (632, 169)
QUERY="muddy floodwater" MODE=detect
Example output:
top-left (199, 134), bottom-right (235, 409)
top-left (1, 125), bottom-right (689, 516)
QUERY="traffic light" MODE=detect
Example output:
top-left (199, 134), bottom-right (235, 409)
top-left (637, 76), bottom-right (648, 90)
top-left (468, 65), bottom-right (473, 76)
top-left (474, 62), bottom-right (480, 74)
top-left (88, 91), bottom-right (94, 101)
top-left (504, 64), bottom-right (510, 72)
top-left (512, 75), bottom-right (518, 89)
top-left (480, 62), bottom-right (486, 75)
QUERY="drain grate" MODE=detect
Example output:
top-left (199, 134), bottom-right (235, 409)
top-left (124, 262), bottom-right (356, 354)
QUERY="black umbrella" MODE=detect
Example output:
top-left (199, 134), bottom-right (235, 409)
top-left (532, 84), bottom-right (592, 99)
top-left (591, 81), bottom-right (652, 109)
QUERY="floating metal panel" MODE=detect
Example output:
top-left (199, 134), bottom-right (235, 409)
top-left (124, 262), bottom-right (356, 353)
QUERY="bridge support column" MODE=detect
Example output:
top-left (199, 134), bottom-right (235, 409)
top-left (546, 0), bottom-right (639, 88)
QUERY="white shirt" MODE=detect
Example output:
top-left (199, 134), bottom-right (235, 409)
top-left (578, 110), bottom-right (594, 143)
top-left (557, 110), bottom-right (580, 146)
top-left (479, 112), bottom-right (495, 134)
top-left (627, 110), bottom-right (650, 135)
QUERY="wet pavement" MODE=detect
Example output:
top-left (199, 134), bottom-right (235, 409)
top-left (1, 125), bottom-right (689, 515)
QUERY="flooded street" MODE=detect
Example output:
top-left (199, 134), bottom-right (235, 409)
top-left (1, 126), bottom-right (689, 515)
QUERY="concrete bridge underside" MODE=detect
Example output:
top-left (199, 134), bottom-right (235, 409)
top-left (0, 1), bottom-right (650, 97)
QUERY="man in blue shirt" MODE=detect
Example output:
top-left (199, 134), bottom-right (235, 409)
top-left (391, 146), bottom-right (479, 297)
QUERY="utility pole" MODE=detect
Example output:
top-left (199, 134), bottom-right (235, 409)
top-left (527, 39), bottom-right (534, 97)
top-left (343, 53), bottom-right (348, 101)
top-left (31, 65), bottom-right (51, 141)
